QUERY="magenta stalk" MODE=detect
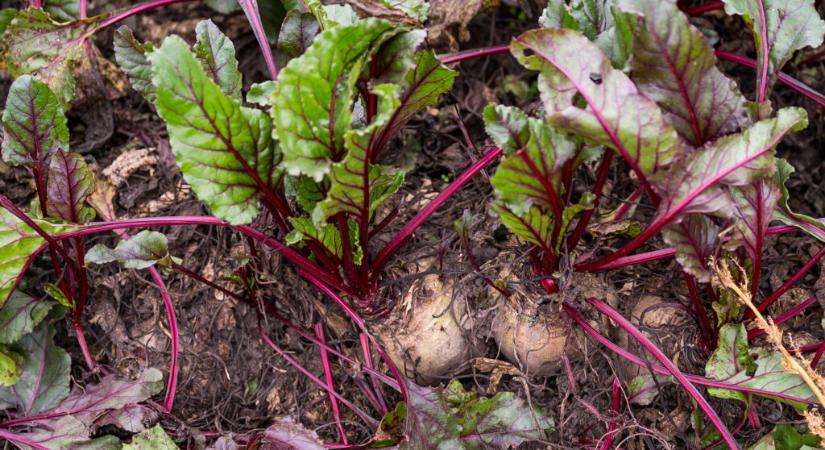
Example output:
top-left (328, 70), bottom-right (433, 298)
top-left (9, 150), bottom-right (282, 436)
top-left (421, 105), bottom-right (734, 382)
top-left (577, 299), bottom-right (739, 448)
top-left (315, 323), bottom-right (347, 444)
top-left (438, 45), bottom-right (511, 64)
top-left (748, 294), bottom-right (817, 340)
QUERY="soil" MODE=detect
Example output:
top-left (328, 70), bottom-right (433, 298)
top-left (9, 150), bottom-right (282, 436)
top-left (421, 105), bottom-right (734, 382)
top-left (1, 0), bottom-right (824, 448)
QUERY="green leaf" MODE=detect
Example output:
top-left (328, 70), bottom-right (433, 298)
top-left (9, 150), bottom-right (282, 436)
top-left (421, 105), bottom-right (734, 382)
top-left (379, 0), bottom-right (429, 22)
top-left (0, 291), bottom-right (53, 344)
top-left (706, 324), bottom-right (814, 410)
top-left (627, 374), bottom-right (671, 406)
top-left (618, 0), bottom-right (749, 146)
top-left (277, 10), bottom-right (320, 60)
top-left (750, 424), bottom-right (823, 450)
top-left (773, 158), bottom-right (825, 242)
top-left (493, 202), bottom-right (553, 253)
top-left (0, 322), bottom-right (70, 414)
top-left (194, 19), bottom-right (242, 100)
top-left (0, 9), bottom-right (16, 35)
top-left (723, 0), bottom-right (825, 99)
top-left (661, 215), bottom-right (721, 283)
top-left (86, 230), bottom-right (173, 269)
top-left (247, 80), bottom-right (277, 107)
top-left (45, 282), bottom-right (74, 309)
top-left (0, 209), bottom-right (76, 307)
top-left (123, 425), bottom-right (179, 449)
top-left (313, 84), bottom-right (405, 225)
top-left (286, 217), bottom-right (363, 265)
top-left (1, 75), bottom-right (69, 167)
top-left (45, 150), bottom-right (96, 223)
top-left (0, 347), bottom-right (19, 386)
top-left (44, 0), bottom-right (80, 22)
top-left (724, 178), bottom-right (782, 262)
top-left (483, 104), bottom-right (530, 155)
top-left (205, 0), bottom-right (240, 14)
top-left (402, 380), bottom-right (553, 449)
top-left (557, 192), bottom-right (594, 252)
top-left (511, 28), bottom-right (682, 179)
top-left (150, 35), bottom-right (281, 224)
top-left (0, 8), bottom-right (102, 106)
top-left (113, 26), bottom-right (156, 103)
top-left (272, 18), bottom-right (397, 181)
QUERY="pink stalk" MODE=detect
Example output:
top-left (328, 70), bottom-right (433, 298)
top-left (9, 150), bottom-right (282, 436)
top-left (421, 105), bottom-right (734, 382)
top-left (567, 152), bottom-right (615, 251)
top-left (599, 377), bottom-right (621, 450)
top-left (372, 147), bottom-right (503, 275)
top-left (0, 430), bottom-right (49, 450)
top-left (754, 0), bottom-right (771, 103)
top-left (315, 323), bottom-right (347, 444)
top-left (149, 266), bottom-right (178, 413)
top-left (438, 45), bottom-right (511, 64)
top-left (257, 322), bottom-right (378, 428)
top-left (581, 299), bottom-right (738, 448)
top-left (683, 1), bottom-right (724, 15)
top-left (564, 303), bottom-right (815, 405)
top-left (716, 50), bottom-right (825, 108)
top-left (748, 294), bottom-right (817, 340)
top-left (811, 341), bottom-right (825, 368)
top-left (360, 333), bottom-right (389, 414)
top-left (747, 245), bottom-right (825, 319)
top-left (684, 272), bottom-right (714, 351)
top-left (79, 0), bottom-right (87, 18)
top-left (237, 0), bottom-right (278, 80)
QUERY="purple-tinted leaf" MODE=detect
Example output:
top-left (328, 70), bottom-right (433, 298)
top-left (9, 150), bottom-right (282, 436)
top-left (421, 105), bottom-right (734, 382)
top-left (1, 75), bottom-right (69, 168)
top-left (723, 0), bottom-right (825, 102)
top-left (0, 291), bottom-right (53, 345)
top-left (403, 380), bottom-right (553, 449)
top-left (652, 107), bottom-right (807, 220)
top-left (113, 26), bottom-right (156, 104)
top-left (194, 20), bottom-right (242, 101)
top-left (371, 29), bottom-right (425, 85)
top-left (661, 215), bottom-right (720, 283)
top-left (705, 324), bottom-right (813, 411)
top-left (43, 0), bottom-right (80, 22)
top-left (85, 230), bottom-right (171, 270)
top-left (277, 10), bottom-right (320, 60)
top-left (483, 104), bottom-right (530, 155)
top-left (0, 323), bottom-right (70, 414)
top-left (619, 0), bottom-right (749, 146)
top-left (149, 35), bottom-right (280, 224)
top-left (45, 150), bottom-right (96, 224)
top-left (511, 28), bottom-right (683, 186)
top-left (273, 19), bottom-right (398, 180)
top-left (262, 417), bottom-right (325, 450)
top-left (724, 178), bottom-right (781, 262)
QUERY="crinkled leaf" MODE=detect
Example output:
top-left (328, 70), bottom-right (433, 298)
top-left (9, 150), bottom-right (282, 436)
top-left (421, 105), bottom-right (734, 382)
top-left (494, 203), bottom-right (554, 253)
top-left (313, 84), bottom-right (405, 224)
top-left (511, 28), bottom-right (682, 180)
top-left (619, 0), bottom-right (749, 146)
top-left (2, 75), bottom-right (69, 167)
top-left (113, 26), bottom-right (156, 103)
top-left (289, 175), bottom-right (326, 211)
top-left (0, 347), bottom-right (19, 386)
top-left (273, 19), bottom-right (397, 180)
top-left (0, 8), bottom-right (102, 106)
top-left (0, 322), bottom-right (70, 414)
top-left (44, 0), bottom-right (79, 22)
top-left (277, 10), bottom-right (320, 60)
top-left (0, 209), bottom-right (76, 307)
top-left (483, 104), bottom-right (530, 155)
top-left (662, 215), bottom-right (721, 282)
top-left (723, 0), bottom-right (825, 99)
top-left (262, 417), bottom-right (325, 449)
top-left (652, 107), bottom-right (806, 222)
top-left (321, 4), bottom-right (360, 28)
top-left (706, 324), bottom-right (813, 410)
top-left (773, 158), bottom-right (825, 242)
top-left (488, 113), bottom-right (576, 215)
top-left (402, 380), bottom-right (553, 449)
top-left (123, 424), bottom-right (179, 449)
top-left (724, 178), bottom-right (781, 262)
top-left (194, 19), bottom-right (242, 100)
top-left (45, 150), bottom-right (96, 223)
top-left (86, 230), bottom-right (172, 269)
top-left (247, 80), bottom-right (277, 107)
top-left (150, 35), bottom-right (280, 224)
top-left (0, 291), bottom-right (53, 344)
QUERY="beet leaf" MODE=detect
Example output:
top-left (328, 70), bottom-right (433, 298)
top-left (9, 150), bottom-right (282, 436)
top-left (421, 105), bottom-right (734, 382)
top-left (113, 26), bottom-right (156, 103)
top-left (85, 230), bottom-right (173, 269)
top-left (661, 215), bottom-right (720, 282)
top-left (773, 158), bottom-right (825, 242)
top-left (619, 0), bottom-right (749, 146)
top-left (45, 150), bottom-right (96, 224)
top-left (0, 292), bottom-right (53, 346)
top-left (194, 19), bottom-right (242, 101)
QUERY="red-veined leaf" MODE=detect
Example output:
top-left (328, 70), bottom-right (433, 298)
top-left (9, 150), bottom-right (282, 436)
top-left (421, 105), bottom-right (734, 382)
top-left (45, 149), bottom-right (95, 224)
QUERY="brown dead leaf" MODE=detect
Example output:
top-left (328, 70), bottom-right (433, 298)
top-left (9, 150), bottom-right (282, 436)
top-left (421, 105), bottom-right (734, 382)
top-left (472, 357), bottom-right (527, 394)
top-left (427, 0), bottom-right (485, 50)
top-left (103, 147), bottom-right (159, 186)
top-left (344, 0), bottom-right (420, 25)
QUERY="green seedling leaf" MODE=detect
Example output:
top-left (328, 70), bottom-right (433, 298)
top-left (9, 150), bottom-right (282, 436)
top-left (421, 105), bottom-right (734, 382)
top-left (0, 346), bottom-right (19, 386)
top-left (278, 10), bottom-right (320, 60)
top-left (123, 424), bottom-right (179, 449)
top-left (0, 9), bottom-right (17, 35)
top-left (46, 150), bottom-right (96, 223)
top-left (661, 215), bottom-right (721, 283)
top-left (773, 158), bottom-right (825, 242)
top-left (0, 209), bottom-right (76, 307)
top-left (627, 373), bottom-right (672, 406)
top-left (402, 380), bottom-right (553, 449)
top-left (273, 18), bottom-right (398, 180)
top-left (749, 424), bottom-right (823, 450)
top-left (723, 0), bottom-right (825, 100)
top-left (0, 291), bottom-right (53, 344)
top-left (150, 35), bottom-right (281, 224)
top-left (511, 28), bottom-right (682, 180)
top-left (86, 230), bottom-right (173, 269)
top-left (0, 8), bottom-right (103, 106)
top-left (493, 203), bottom-right (554, 253)
top-left (45, 282), bottom-right (74, 309)
top-left (619, 0), bottom-right (749, 146)
top-left (262, 417), bottom-right (325, 449)
top-left (113, 26), bottom-right (156, 103)
top-left (0, 322), bottom-right (70, 414)
top-left (1, 75), bottom-right (69, 168)
top-left (194, 19), bottom-right (242, 101)
top-left (247, 80), bottom-right (277, 107)
top-left (44, 0), bottom-right (80, 22)
top-left (705, 324), bottom-right (814, 410)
